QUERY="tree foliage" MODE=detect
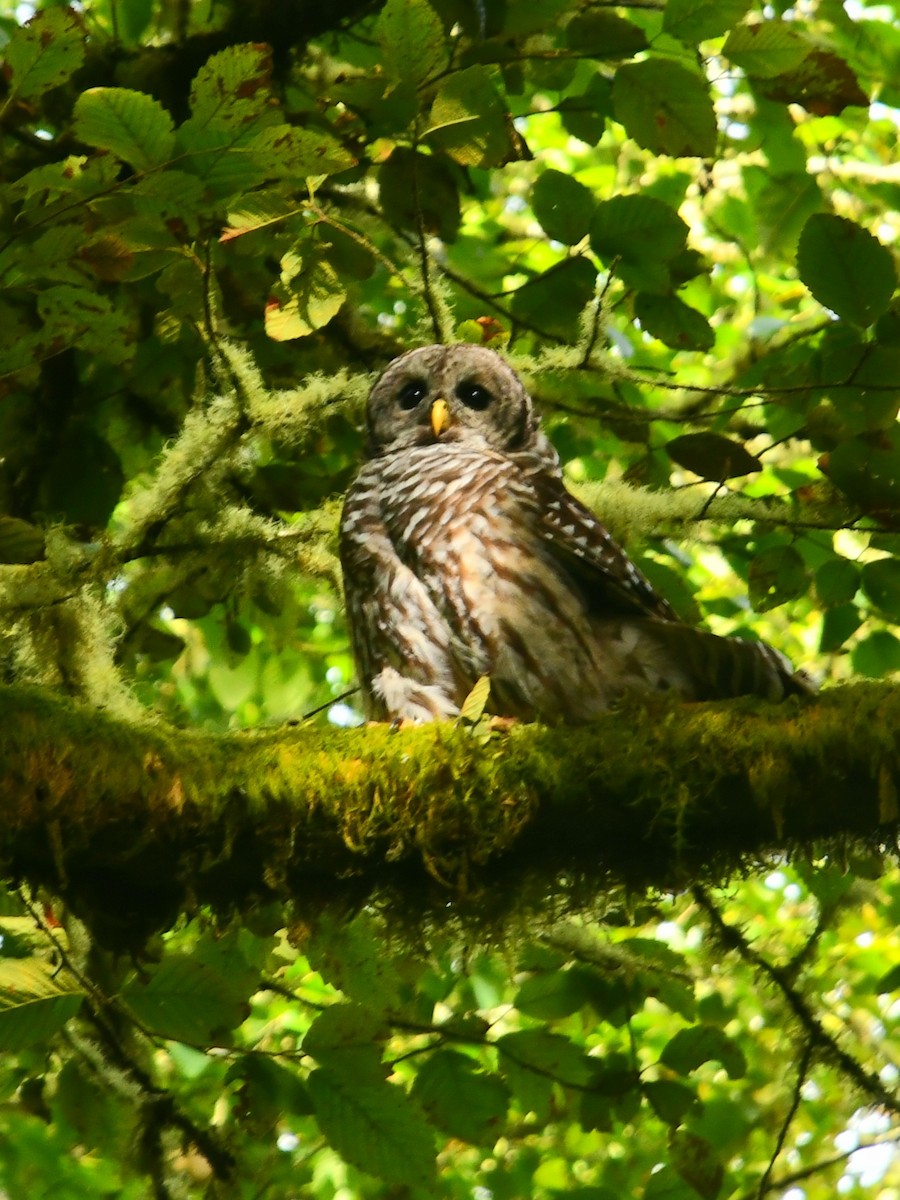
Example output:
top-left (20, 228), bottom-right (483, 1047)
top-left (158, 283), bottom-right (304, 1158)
top-left (0, 0), bottom-right (899, 1196)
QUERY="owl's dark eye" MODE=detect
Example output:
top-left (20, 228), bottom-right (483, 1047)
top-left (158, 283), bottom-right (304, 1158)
top-left (397, 379), bottom-right (428, 410)
top-left (456, 381), bottom-right (492, 410)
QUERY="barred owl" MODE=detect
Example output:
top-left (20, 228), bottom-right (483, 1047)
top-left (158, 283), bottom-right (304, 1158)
top-left (339, 345), bottom-right (813, 723)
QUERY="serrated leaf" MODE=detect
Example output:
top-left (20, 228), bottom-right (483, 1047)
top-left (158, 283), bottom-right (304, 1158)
top-left (613, 59), bottom-right (716, 157)
top-left (748, 545), bottom-right (809, 611)
top-left (824, 430), bottom-right (900, 514)
top-left (565, 11), bottom-right (647, 58)
top-left (510, 256), bottom-right (598, 341)
top-left (636, 294), bottom-right (715, 351)
top-left (379, 147), bottom-right (461, 242)
top-left (308, 1068), bottom-right (436, 1189)
top-left (861, 557), bottom-right (900, 619)
top-left (666, 433), bottom-right (760, 480)
top-left (189, 43), bottom-right (274, 128)
top-left (660, 1024), bottom-right (747, 1079)
top-left (426, 65), bottom-right (516, 168)
top-left (0, 516), bottom-right (45, 564)
top-left (497, 1029), bottom-right (594, 1089)
top-left (121, 954), bottom-right (250, 1042)
top-left (73, 88), bottom-right (175, 170)
top-left (265, 257), bottom-right (346, 341)
top-left (411, 1050), bottom-right (509, 1145)
top-left (723, 20), bottom-right (812, 79)
top-left (644, 1079), bottom-right (699, 1125)
top-left (6, 8), bottom-right (86, 101)
top-left (853, 630), bottom-right (900, 677)
top-left (663, 0), bottom-right (753, 44)
top-left (248, 124), bottom-right (355, 179)
top-left (815, 558), bottom-right (859, 607)
top-left (0, 960), bottom-right (84, 1051)
top-left (590, 195), bottom-right (689, 267)
top-left (797, 215), bottom-right (896, 328)
top-left (532, 170), bottom-right (594, 245)
top-left (819, 603), bottom-right (862, 653)
top-left (758, 49), bottom-right (868, 115)
top-left (376, 0), bottom-right (445, 86)
top-left (303, 911), bottom-right (403, 1010)
top-left (514, 968), bottom-right (592, 1020)
top-left (220, 196), bottom-right (301, 242)
top-left (302, 1004), bottom-right (389, 1083)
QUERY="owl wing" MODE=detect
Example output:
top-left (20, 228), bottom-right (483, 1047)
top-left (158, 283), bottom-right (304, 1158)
top-left (526, 471), bottom-right (679, 622)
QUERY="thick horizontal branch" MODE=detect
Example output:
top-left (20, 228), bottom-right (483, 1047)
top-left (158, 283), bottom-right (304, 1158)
top-left (2, 683), bottom-right (898, 949)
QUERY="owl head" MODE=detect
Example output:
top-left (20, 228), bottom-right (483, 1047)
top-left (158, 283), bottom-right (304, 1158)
top-left (365, 344), bottom-right (540, 457)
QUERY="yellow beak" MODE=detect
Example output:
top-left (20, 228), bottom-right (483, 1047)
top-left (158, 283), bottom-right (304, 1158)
top-left (430, 397), bottom-right (451, 437)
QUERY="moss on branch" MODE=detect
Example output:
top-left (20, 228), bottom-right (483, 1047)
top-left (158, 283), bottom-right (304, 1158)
top-left (2, 683), bottom-right (897, 949)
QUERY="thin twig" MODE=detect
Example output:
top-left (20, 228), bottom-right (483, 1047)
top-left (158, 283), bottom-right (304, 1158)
top-left (757, 1040), bottom-right (814, 1200)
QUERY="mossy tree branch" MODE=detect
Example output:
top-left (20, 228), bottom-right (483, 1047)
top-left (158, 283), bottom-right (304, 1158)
top-left (3, 682), bottom-right (898, 950)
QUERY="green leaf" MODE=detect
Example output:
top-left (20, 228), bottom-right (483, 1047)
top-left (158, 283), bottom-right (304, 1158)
top-left (459, 675), bottom-right (492, 723)
top-left (515, 968), bottom-right (593, 1020)
top-left (797, 215), bottom-right (896, 328)
top-left (660, 1024), bottom-right (747, 1079)
top-left (644, 1079), bottom-right (699, 1125)
top-left (5, 8), bottom-right (86, 101)
top-left (564, 11), bottom-right (648, 58)
top-left (73, 88), bottom-right (175, 170)
top-left (532, 170), bottom-right (594, 246)
top-left (748, 545), bottom-right (809, 611)
top-left (644, 1164), bottom-right (702, 1200)
top-left (875, 963), bottom-right (900, 993)
top-left (560, 73), bottom-right (612, 145)
top-left (861, 557), bottom-right (900, 619)
top-left (121, 953), bottom-right (251, 1042)
top-left (635, 294), bottom-right (715, 351)
top-left (590, 195), bottom-right (689, 267)
top-left (723, 20), bottom-right (812, 78)
top-left (669, 1130), bottom-right (724, 1200)
top-left (613, 59), bottom-right (716, 157)
top-left (249, 123), bottom-right (356, 179)
top-left (0, 960), bottom-right (84, 1051)
top-left (819, 603), bottom-right (862, 653)
top-left (497, 1029), bottom-right (595, 1089)
top-left (379, 147), bottom-right (461, 242)
top-left (265, 255), bottom-right (346, 341)
top-left (852, 628), bottom-right (900, 676)
top-left (302, 1003), bottom-right (389, 1083)
top-left (663, 0), bottom-right (753, 44)
top-left (376, 0), bottom-right (446, 86)
top-left (0, 517), bottom-right (45, 565)
top-left (307, 1068), bottom-right (436, 1189)
top-left (302, 911), bottom-right (403, 1010)
top-left (227, 1055), bottom-right (312, 1120)
top-left (411, 1050), bottom-right (509, 1145)
top-left (189, 43), bottom-right (274, 127)
top-left (756, 49), bottom-right (868, 116)
top-left (815, 558), bottom-right (859, 607)
top-left (426, 65), bottom-right (515, 168)
top-left (824, 430), bottom-right (900, 513)
top-left (666, 433), bottom-right (760, 480)
top-left (510, 257), bottom-right (597, 341)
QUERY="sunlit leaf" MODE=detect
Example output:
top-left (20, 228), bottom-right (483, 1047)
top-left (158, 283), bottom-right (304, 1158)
top-left (73, 88), bottom-right (175, 170)
top-left (376, 0), bottom-right (445, 86)
top-left (0, 961), bottom-right (84, 1052)
top-left (308, 1068), bottom-right (436, 1189)
top-left (411, 1050), bottom-right (509, 1145)
top-left (613, 59), bottom-right (716, 157)
top-left (5, 8), bottom-right (85, 101)
top-left (797, 215), bottom-right (896, 328)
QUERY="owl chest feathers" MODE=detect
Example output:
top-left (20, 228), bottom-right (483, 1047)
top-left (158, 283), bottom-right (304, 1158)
top-left (341, 443), bottom-right (659, 720)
